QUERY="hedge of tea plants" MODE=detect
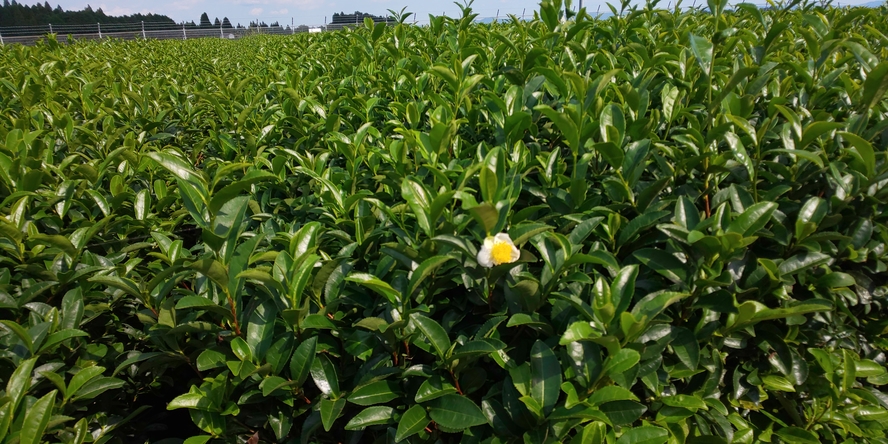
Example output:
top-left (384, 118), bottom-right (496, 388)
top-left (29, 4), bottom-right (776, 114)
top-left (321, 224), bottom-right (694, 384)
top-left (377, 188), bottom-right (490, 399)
top-left (1, 0), bottom-right (888, 442)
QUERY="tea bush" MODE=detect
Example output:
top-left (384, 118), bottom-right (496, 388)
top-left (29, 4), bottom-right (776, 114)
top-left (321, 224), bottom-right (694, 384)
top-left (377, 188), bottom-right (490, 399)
top-left (1, 0), bottom-right (888, 442)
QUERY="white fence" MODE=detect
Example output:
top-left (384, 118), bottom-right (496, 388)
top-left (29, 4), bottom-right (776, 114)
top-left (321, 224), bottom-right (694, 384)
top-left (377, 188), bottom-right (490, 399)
top-left (0, 22), bottom-right (304, 46)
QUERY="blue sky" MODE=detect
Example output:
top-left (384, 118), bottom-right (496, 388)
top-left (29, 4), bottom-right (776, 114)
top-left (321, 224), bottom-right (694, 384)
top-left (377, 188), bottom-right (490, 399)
top-left (11, 0), bottom-right (883, 27)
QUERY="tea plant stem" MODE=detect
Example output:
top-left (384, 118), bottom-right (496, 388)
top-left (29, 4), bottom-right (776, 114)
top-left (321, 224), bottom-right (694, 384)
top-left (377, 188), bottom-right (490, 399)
top-left (450, 370), bottom-right (464, 395)
top-left (227, 296), bottom-right (242, 336)
top-left (486, 268), bottom-right (493, 313)
top-left (806, 398), bottom-right (831, 430)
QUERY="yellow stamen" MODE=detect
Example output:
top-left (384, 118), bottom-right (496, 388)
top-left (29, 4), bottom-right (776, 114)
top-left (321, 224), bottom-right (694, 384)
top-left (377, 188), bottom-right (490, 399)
top-left (490, 241), bottom-right (513, 265)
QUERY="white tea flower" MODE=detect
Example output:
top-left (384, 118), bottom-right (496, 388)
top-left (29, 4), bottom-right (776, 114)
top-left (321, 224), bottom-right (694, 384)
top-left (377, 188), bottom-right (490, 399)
top-left (477, 233), bottom-right (520, 268)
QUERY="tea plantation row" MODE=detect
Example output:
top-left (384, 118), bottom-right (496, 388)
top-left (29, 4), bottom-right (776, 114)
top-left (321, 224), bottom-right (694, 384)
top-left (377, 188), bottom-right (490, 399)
top-left (1, 0), bottom-right (887, 443)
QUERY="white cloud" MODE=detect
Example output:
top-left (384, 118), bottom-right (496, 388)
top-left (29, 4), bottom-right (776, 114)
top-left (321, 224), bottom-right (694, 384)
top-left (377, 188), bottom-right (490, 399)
top-left (272, 8), bottom-right (289, 14)
top-left (220, 0), bottom-right (329, 12)
top-left (172, 0), bottom-right (206, 11)
top-left (97, 4), bottom-right (135, 15)
top-left (250, 7), bottom-right (264, 14)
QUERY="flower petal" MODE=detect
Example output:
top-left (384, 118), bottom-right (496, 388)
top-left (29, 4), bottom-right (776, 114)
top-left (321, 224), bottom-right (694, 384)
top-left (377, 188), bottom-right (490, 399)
top-left (494, 232), bottom-right (515, 245)
top-left (477, 244), bottom-right (494, 268)
top-left (509, 244), bottom-right (520, 262)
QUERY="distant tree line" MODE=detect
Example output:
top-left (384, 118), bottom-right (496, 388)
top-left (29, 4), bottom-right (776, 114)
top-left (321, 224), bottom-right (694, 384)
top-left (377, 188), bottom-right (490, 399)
top-left (330, 11), bottom-right (395, 24)
top-left (1, 3), bottom-right (395, 37)
top-left (196, 13), bottom-right (284, 30)
top-left (0, 1), bottom-right (175, 28)
top-left (247, 20), bottom-right (281, 28)
top-left (198, 12), bottom-right (237, 29)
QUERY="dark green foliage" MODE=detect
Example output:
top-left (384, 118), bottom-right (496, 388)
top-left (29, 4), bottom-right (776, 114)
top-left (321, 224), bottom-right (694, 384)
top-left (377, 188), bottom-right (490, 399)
top-left (1, 0), bottom-right (887, 443)
top-left (0, 2), bottom-right (175, 33)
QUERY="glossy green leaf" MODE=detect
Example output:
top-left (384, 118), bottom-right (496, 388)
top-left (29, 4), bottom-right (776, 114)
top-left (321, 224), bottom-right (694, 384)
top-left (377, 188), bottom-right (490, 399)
top-left (410, 313), bottom-right (451, 359)
top-left (530, 340), bottom-right (562, 417)
top-left (689, 33), bottom-right (713, 75)
top-left (349, 381), bottom-right (400, 406)
top-left (426, 394), bottom-right (487, 430)
top-left (347, 273), bottom-right (400, 305)
top-left (600, 400), bottom-right (647, 425)
top-left (290, 337), bottom-right (317, 386)
top-left (19, 390), bottom-right (57, 444)
top-left (587, 386), bottom-right (639, 406)
top-left (310, 353), bottom-right (340, 398)
top-left (616, 426), bottom-right (668, 444)
top-left (344, 406), bottom-right (395, 430)
top-left (406, 255), bottom-right (454, 298)
top-left (859, 61), bottom-right (888, 110)
top-left (633, 249), bottom-right (689, 284)
top-left (6, 357), bottom-right (36, 411)
top-left (320, 398), bottom-right (347, 431)
top-left (395, 404), bottom-right (430, 442)
top-left (775, 427), bottom-right (820, 444)
top-left (727, 202), bottom-right (777, 237)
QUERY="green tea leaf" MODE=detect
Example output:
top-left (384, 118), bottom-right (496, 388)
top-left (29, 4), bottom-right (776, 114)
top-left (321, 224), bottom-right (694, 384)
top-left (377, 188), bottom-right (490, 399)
top-left (19, 390), bottom-right (56, 444)
top-left (860, 61), bottom-right (888, 110)
top-left (320, 398), bottom-right (346, 431)
top-left (290, 337), bottom-right (317, 386)
top-left (689, 33), bottom-right (713, 75)
top-left (395, 405), bottom-right (430, 442)
top-left (410, 313), bottom-right (451, 360)
top-left (349, 381), bottom-right (400, 406)
top-left (727, 202), bottom-right (777, 237)
top-left (347, 273), bottom-right (400, 305)
top-left (616, 425), bottom-right (668, 444)
top-left (633, 249), bottom-right (689, 284)
top-left (600, 400), bottom-right (646, 425)
top-left (310, 354), bottom-right (340, 398)
top-left (344, 406), bottom-right (395, 430)
top-left (426, 395), bottom-right (487, 430)
top-left (530, 340), bottom-right (561, 417)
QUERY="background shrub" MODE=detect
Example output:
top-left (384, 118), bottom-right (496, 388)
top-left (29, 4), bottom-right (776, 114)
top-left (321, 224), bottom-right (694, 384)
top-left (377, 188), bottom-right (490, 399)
top-left (1, 0), bottom-right (887, 442)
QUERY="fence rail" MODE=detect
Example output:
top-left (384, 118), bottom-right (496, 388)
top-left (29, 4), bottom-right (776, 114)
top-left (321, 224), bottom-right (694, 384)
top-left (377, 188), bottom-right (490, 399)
top-left (0, 22), bottom-right (321, 46)
top-left (0, 18), bottom-right (419, 46)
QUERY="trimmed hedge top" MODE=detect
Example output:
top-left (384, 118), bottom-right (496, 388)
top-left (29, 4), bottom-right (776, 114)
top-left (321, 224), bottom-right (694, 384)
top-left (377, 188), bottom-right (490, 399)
top-left (1, 0), bottom-right (887, 443)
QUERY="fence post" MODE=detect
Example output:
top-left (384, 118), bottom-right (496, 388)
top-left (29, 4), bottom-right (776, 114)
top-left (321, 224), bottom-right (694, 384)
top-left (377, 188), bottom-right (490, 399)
top-left (97, 23), bottom-right (102, 39)
top-left (0, 30), bottom-right (4, 46)
top-left (220, 21), bottom-right (223, 38)
top-left (182, 24), bottom-right (187, 40)
top-left (495, 9), bottom-right (499, 22)
top-left (142, 21), bottom-right (146, 39)
top-left (49, 23), bottom-right (53, 34)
